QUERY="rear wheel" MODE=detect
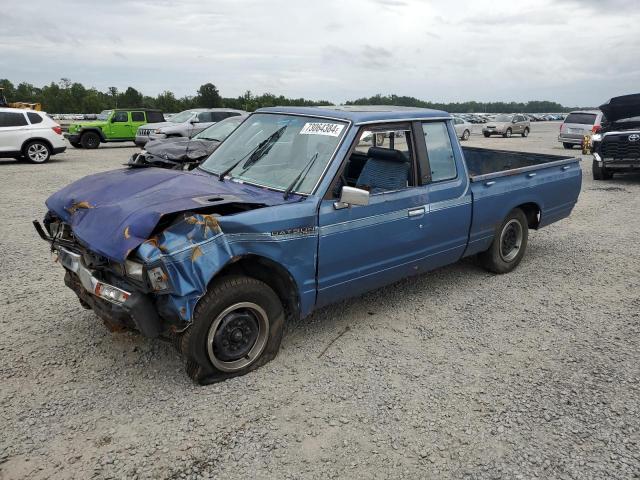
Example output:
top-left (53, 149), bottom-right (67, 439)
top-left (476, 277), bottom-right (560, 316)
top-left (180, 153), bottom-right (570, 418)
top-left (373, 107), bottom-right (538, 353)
top-left (483, 132), bottom-right (490, 138)
top-left (522, 127), bottom-right (529, 137)
top-left (80, 131), bottom-right (100, 149)
top-left (461, 129), bottom-right (470, 141)
top-left (182, 275), bottom-right (285, 385)
top-left (23, 140), bottom-right (51, 164)
top-left (563, 143), bottom-right (574, 149)
top-left (503, 128), bottom-right (512, 138)
top-left (592, 158), bottom-right (613, 180)
top-left (479, 209), bottom-right (529, 274)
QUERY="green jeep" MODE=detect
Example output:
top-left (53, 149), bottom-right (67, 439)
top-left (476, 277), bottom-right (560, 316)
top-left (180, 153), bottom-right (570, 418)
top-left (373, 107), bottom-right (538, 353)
top-left (65, 109), bottom-right (165, 149)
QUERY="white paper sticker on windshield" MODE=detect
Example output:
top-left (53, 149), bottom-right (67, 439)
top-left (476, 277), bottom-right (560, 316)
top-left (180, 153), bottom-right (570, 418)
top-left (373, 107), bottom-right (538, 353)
top-left (300, 122), bottom-right (344, 137)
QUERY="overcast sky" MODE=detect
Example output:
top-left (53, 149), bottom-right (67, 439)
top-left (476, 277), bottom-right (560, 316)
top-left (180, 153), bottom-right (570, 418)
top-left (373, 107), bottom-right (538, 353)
top-left (2, 0), bottom-right (638, 106)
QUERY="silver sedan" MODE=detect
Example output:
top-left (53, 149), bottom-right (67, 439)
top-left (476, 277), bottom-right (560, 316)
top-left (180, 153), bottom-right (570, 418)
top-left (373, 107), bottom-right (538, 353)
top-left (452, 116), bottom-right (473, 141)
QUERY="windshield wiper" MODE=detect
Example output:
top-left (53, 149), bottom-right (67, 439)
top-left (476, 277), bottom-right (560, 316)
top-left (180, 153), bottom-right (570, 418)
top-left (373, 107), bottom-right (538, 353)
top-left (283, 151), bottom-right (319, 200)
top-left (217, 126), bottom-right (286, 182)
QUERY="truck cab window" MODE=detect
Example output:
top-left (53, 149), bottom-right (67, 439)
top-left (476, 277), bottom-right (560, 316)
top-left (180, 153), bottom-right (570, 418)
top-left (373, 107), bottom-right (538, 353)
top-left (334, 126), bottom-right (414, 196)
top-left (421, 122), bottom-right (456, 183)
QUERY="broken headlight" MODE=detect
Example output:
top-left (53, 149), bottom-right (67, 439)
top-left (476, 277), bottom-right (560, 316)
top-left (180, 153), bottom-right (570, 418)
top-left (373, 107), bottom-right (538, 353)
top-left (147, 266), bottom-right (170, 291)
top-left (124, 259), bottom-right (144, 281)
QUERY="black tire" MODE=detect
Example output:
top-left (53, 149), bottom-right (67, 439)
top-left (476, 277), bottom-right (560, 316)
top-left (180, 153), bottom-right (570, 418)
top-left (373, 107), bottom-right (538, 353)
top-left (503, 128), bottom-right (512, 138)
top-left (522, 127), bottom-right (529, 137)
top-left (80, 131), bottom-right (101, 149)
top-left (479, 208), bottom-right (529, 274)
top-left (483, 132), bottom-right (490, 138)
top-left (592, 159), bottom-right (613, 180)
top-left (461, 129), bottom-right (470, 141)
top-left (182, 275), bottom-right (285, 385)
top-left (70, 142), bottom-right (82, 148)
top-left (563, 143), bottom-right (574, 149)
top-left (23, 140), bottom-right (51, 164)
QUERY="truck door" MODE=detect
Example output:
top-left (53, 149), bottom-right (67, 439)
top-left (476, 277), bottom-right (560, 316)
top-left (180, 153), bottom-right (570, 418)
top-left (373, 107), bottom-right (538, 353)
top-left (130, 111), bottom-right (147, 137)
top-left (415, 120), bottom-right (473, 269)
top-left (316, 124), bottom-right (430, 307)
top-left (109, 111), bottom-right (132, 139)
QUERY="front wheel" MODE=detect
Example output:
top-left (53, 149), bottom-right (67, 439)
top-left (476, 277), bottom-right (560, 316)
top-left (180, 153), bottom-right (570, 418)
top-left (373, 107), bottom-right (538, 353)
top-left (479, 209), bottom-right (529, 274)
top-left (80, 131), bottom-right (101, 149)
top-left (483, 132), bottom-right (490, 138)
top-left (461, 129), bottom-right (470, 141)
top-left (182, 275), bottom-right (285, 385)
top-left (503, 128), bottom-right (512, 138)
top-left (522, 127), bottom-right (529, 137)
top-left (24, 140), bottom-right (51, 163)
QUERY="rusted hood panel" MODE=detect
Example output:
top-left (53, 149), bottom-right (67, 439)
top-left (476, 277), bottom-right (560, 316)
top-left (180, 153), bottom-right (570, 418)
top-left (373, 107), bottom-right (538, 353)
top-left (45, 167), bottom-right (293, 262)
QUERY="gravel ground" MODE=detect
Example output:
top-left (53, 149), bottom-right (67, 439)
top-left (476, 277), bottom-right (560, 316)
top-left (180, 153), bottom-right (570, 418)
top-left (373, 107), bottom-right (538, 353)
top-left (1, 123), bottom-right (639, 479)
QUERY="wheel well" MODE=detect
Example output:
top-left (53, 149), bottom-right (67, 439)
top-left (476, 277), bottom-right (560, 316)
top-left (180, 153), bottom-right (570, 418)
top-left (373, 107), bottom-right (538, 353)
top-left (516, 202), bottom-right (541, 229)
top-left (214, 255), bottom-right (300, 322)
top-left (21, 137), bottom-right (53, 153)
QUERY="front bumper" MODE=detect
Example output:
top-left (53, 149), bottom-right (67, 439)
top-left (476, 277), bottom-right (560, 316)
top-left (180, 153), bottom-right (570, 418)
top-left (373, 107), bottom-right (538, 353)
top-left (483, 129), bottom-right (503, 135)
top-left (593, 153), bottom-right (640, 170)
top-left (134, 135), bottom-right (150, 148)
top-left (64, 133), bottom-right (81, 143)
top-left (57, 247), bottom-right (163, 337)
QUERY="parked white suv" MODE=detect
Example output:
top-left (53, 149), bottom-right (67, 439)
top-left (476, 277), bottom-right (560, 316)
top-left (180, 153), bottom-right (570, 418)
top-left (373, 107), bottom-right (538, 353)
top-left (0, 108), bottom-right (66, 163)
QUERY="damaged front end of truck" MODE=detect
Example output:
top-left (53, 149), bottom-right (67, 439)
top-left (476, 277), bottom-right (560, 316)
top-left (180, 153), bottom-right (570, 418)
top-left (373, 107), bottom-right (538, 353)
top-left (33, 167), bottom-right (296, 342)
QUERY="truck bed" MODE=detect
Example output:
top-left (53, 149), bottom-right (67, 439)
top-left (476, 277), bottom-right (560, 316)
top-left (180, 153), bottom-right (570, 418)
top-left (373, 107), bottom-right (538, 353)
top-left (462, 147), bottom-right (577, 181)
top-left (461, 146), bottom-right (582, 258)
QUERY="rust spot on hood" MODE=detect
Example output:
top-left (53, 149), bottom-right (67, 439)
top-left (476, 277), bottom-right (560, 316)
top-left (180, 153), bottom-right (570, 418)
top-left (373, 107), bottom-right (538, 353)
top-left (124, 226), bottom-right (131, 239)
top-left (66, 200), bottom-right (94, 215)
top-left (191, 245), bottom-right (203, 262)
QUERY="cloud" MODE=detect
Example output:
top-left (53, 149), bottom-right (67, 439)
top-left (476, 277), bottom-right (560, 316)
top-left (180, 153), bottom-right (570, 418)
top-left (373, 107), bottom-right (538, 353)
top-left (0, 0), bottom-right (638, 106)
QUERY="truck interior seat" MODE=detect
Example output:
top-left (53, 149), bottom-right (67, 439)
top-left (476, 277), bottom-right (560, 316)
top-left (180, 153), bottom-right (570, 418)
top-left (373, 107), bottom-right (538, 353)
top-left (356, 147), bottom-right (410, 193)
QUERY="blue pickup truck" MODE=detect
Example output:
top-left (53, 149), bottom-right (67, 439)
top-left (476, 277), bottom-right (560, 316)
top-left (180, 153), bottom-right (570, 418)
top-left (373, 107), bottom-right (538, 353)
top-left (35, 106), bottom-right (582, 384)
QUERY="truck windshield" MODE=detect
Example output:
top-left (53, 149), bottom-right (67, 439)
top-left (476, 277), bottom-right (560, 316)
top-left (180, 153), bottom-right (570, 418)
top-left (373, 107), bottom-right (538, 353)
top-left (97, 110), bottom-right (113, 120)
top-left (200, 113), bottom-right (347, 194)
top-left (194, 116), bottom-right (244, 141)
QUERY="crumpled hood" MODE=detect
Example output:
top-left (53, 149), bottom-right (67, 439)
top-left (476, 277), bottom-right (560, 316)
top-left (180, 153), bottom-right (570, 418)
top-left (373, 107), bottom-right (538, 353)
top-left (600, 93), bottom-right (640, 122)
top-left (145, 137), bottom-right (220, 161)
top-left (45, 168), bottom-right (294, 262)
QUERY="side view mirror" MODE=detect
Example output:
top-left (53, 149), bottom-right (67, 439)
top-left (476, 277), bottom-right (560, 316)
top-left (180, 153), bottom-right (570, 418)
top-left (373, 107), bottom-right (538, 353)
top-left (190, 118), bottom-right (199, 124)
top-left (512, 119), bottom-right (518, 123)
top-left (335, 186), bottom-right (370, 209)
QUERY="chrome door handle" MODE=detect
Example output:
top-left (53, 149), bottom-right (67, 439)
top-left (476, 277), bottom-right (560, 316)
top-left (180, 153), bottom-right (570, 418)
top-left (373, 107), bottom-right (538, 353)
top-left (562, 165), bottom-right (570, 171)
top-left (485, 181), bottom-right (495, 186)
top-left (408, 207), bottom-right (425, 217)
top-left (527, 173), bottom-right (537, 178)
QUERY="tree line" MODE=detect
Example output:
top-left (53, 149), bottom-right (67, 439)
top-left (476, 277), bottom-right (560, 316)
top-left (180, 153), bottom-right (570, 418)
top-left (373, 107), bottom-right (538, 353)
top-left (0, 78), bottom-right (574, 114)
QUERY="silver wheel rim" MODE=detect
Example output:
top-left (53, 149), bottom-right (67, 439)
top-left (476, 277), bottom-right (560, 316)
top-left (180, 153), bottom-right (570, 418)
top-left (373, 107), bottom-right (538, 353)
top-left (463, 130), bottom-right (470, 140)
top-left (27, 143), bottom-right (48, 162)
top-left (524, 129), bottom-right (529, 137)
top-left (206, 302), bottom-right (269, 372)
top-left (506, 129), bottom-right (512, 137)
top-left (499, 219), bottom-right (523, 262)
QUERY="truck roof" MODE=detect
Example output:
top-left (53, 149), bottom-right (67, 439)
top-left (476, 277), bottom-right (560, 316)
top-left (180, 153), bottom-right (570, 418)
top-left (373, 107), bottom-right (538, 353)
top-left (256, 105), bottom-right (450, 125)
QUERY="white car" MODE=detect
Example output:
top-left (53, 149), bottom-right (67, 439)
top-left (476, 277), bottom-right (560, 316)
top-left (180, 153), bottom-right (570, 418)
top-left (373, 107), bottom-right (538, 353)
top-left (452, 116), bottom-right (473, 141)
top-left (0, 108), bottom-right (66, 163)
